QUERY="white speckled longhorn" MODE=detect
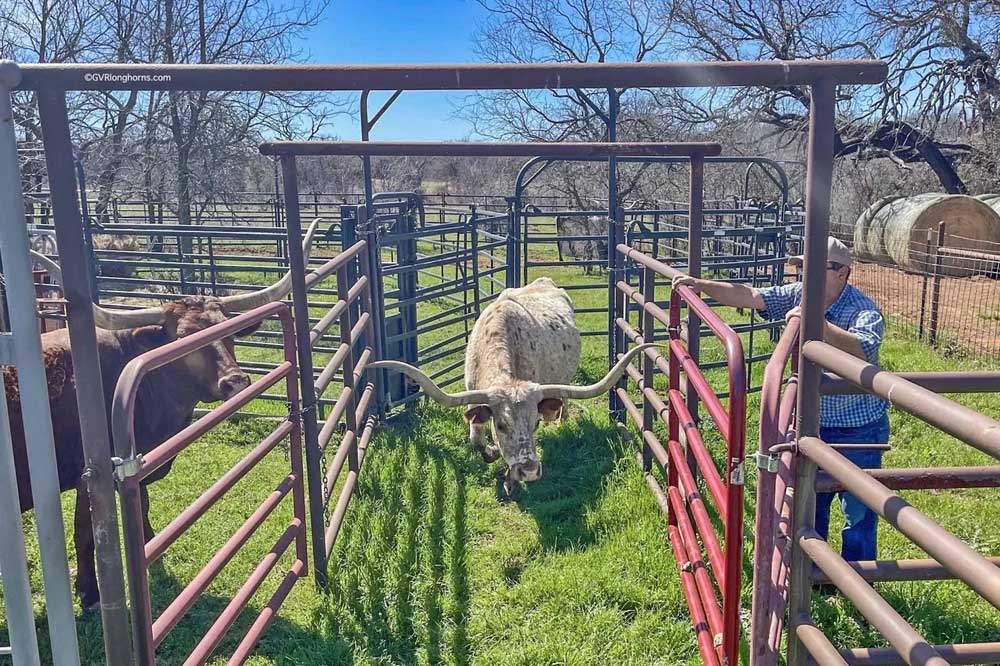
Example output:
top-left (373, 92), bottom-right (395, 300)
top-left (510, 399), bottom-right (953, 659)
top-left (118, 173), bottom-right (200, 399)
top-left (371, 276), bottom-right (658, 493)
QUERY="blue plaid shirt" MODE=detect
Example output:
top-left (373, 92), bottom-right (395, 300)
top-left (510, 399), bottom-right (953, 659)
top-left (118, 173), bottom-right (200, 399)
top-left (758, 282), bottom-right (889, 428)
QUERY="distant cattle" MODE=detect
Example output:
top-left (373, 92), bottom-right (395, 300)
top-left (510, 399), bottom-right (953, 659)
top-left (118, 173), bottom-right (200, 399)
top-left (11, 220), bottom-right (320, 608)
top-left (555, 215), bottom-right (609, 275)
top-left (372, 277), bottom-right (654, 496)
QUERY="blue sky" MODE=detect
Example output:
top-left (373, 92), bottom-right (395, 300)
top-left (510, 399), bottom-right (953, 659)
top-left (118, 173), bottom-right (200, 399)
top-left (310, 0), bottom-right (487, 140)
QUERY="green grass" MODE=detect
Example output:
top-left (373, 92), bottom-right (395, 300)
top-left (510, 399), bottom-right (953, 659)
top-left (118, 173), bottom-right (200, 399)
top-left (6, 235), bottom-right (1000, 665)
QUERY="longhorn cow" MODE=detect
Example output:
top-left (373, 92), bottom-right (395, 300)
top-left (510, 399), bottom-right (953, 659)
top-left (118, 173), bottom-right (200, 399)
top-left (8, 220), bottom-right (320, 608)
top-left (372, 277), bottom-right (654, 495)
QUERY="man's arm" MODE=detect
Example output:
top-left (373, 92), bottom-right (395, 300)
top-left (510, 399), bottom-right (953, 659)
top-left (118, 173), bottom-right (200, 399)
top-left (672, 275), bottom-right (766, 310)
top-left (785, 307), bottom-right (879, 361)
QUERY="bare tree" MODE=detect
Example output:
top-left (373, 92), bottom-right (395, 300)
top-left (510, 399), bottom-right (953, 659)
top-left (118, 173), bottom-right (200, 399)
top-left (462, 0), bottom-right (679, 207)
top-left (667, 0), bottom-right (987, 192)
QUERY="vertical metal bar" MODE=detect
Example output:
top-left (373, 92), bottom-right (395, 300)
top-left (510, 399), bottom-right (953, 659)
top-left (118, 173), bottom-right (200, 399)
top-left (35, 87), bottom-right (132, 666)
top-left (471, 207), bottom-right (482, 319)
top-left (360, 91), bottom-right (375, 214)
top-left (786, 78), bottom-right (837, 666)
top-left (358, 206), bottom-right (386, 415)
top-left (0, 377), bottom-right (42, 666)
top-left (337, 263), bottom-right (359, 473)
top-left (0, 69), bottom-right (44, 666)
top-left (119, 479), bottom-right (155, 666)
top-left (680, 155), bottom-right (705, 478)
top-left (606, 88), bottom-right (620, 416)
top-left (282, 308), bottom-right (309, 566)
top-left (686, 155), bottom-right (704, 445)
top-left (641, 265), bottom-right (655, 472)
top-left (929, 222), bottom-right (945, 345)
top-left (357, 239), bottom-right (383, 419)
top-left (918, 229), bottom-right (932, 340)
top-left (278, 155), bottom-right (326, 584)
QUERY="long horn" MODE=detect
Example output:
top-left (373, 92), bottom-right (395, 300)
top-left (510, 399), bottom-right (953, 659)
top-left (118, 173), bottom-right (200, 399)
top-left (539, 343), bottom-right (662, 400)
top-left (368, 360), bottom-right (492, 407)
top-left (30, 249), bottom-right (166, 329)
top-left (219, 217), bottom-right (323, 311)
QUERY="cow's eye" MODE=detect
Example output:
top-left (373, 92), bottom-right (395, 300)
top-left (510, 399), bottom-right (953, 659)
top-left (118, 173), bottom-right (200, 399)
top-left (495, 421), bottom-right (507, 433)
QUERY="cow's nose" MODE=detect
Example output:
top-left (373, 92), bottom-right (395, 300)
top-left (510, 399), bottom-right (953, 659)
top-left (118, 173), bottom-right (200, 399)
top-left (516, 459), bottom-right (541, 482)
top-left (219, 373), bottom-right (250, 399)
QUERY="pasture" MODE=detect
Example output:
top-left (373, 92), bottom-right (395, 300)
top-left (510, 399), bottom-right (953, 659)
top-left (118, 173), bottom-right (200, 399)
top-left (5, 248), bottom-right (999, 665)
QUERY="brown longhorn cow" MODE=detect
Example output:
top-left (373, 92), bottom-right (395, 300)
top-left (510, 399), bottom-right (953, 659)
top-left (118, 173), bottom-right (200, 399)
top-left (8, 220), bottom-right (319, 608)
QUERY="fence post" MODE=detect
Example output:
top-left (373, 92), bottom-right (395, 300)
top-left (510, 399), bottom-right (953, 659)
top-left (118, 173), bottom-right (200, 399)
top-left (470, 206), bottom-right (482, 320)
top-left (278, 155), bottom-right (326, 585)
top-left (929, 221), bottom-right (945, 346)
top-left (641, 264), bottom-right (655, 472)
top-left (918, 228), bottom-right (933, 340)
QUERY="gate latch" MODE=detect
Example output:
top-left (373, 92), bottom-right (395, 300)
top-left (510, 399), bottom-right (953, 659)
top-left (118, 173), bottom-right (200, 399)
top-left (729, 459), bottom-right (745, 485)
top-left (752, 451), bottom-right (780, 473)
top-left (111, 454), bottom-right (144, 482)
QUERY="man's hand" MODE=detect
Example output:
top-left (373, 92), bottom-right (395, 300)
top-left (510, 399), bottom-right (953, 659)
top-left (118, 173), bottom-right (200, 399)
top-left (785, 305), bottom-right (801, 323)
top-left (672, 275), bottom-right (701, 291)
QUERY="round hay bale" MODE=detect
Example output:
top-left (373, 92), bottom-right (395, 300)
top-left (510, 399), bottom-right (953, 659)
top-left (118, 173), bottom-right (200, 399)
top-left (976, 193), bottom-right (1000, 213)
top-left (874, 194), bottom-right (1000, 276)
top-left (853, 196), bottom-right (901, 259)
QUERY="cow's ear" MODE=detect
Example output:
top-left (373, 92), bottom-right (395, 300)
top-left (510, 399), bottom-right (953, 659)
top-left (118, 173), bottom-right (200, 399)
top-left (538, 398), bottom-right (563, 422)
top-left (464, 405), bottom-right (492, 424)
top-left (131, 325), bottom-right (171, 351)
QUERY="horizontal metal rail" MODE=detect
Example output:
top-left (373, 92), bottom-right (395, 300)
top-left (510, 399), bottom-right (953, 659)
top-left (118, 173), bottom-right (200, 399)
top-left (803, 341), bottom-right (1000, 461)
top-left (18, 60), bottom-right (888, 92)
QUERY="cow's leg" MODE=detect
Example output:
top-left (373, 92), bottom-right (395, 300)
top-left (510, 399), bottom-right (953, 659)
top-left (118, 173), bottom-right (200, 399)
top-left (73, 483), bottom-right (100, 610)
top-left (469, 423), bottom-right (500, 463)
top-left (140, 483), bottom-right (155, 542)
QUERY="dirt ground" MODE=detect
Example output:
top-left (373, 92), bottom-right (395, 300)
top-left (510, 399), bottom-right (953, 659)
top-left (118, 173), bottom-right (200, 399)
top-left (852, 261), bottom-right (1000, 358)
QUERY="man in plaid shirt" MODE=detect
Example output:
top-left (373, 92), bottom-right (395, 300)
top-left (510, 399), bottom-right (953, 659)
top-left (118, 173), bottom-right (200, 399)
top-left (673, 237), bottom-right (889, 562)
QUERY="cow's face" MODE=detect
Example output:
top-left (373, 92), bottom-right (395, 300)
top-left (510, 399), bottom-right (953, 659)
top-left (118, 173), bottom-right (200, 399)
top-left (134, 297), bottom-right (252, 403)
top-left (465, 384), bottom-right (563, 484)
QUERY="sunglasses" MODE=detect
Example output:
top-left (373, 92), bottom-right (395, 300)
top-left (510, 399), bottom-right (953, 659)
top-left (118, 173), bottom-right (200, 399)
top-left (826, 262), bottom-right (845, 271)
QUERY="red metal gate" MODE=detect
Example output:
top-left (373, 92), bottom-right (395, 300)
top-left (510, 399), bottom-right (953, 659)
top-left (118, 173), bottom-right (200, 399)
top-left (615, 244), bottom-right (747, 666)
top-left (111, 301), bottom-right (307, 666)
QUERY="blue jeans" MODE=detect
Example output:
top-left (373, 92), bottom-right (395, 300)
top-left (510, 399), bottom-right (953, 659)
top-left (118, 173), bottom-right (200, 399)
top-left (815, 414), bottom-right (890, 561)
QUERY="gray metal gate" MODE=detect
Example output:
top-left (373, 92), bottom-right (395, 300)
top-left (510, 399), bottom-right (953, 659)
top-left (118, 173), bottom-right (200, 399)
top-left (368, 194), bottom-right (510, 408)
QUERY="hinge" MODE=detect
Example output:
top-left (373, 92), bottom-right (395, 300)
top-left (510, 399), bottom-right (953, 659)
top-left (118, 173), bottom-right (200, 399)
top-left (111, 454), bottom-right (144, 482)
top-left (729, 459), bottom-right (745, 485)
top-left (753, 451), bottom-right (780, 473)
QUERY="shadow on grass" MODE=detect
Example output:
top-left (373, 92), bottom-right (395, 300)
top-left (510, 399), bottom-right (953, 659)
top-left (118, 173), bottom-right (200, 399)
top-left (515, 415), bottom-right (623, 552)
top-left (320, 415), bottom-right (472, 666)
top-left (60, 556), bottom-right (353, 666)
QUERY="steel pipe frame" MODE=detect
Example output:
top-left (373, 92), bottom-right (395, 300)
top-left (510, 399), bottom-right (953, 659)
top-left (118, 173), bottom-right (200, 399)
top-left (798, 530), bottom-right (950, 666)
top-left (811, 555), bottom-right (1000, 584)
top-left (804, 341), bottom-right (1000, 461)
top-left (815, 466), bottom-right (1000, 492)
top-left (111, 302), bottom-right (305, 666)
top-left (821, 371), bottom-right (1000, 394)
top-left (786, 78), bottom-right (837, 666)
top-left (750, 318), bottom-right (801, 666)
top-left (1, 66), bottom-right (84, 666)
top-left (10, 57), bottom-right (887, 666)
top-left (797, 435), bottom-right (1000, 610)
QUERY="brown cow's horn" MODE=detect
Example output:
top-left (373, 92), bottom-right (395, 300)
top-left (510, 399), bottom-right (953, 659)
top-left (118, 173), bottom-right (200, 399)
top-left (538, 343), bottom-right (662, 400)
top-left (29, 249), bottom-right (166, 329)
top-left (219, 217), bottom-right (323, 311)
top-left (368, 360), bottom-right (492, 407)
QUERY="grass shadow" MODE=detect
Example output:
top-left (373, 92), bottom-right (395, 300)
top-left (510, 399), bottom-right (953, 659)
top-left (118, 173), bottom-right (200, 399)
top-left (515, 414), bottom-right (623, 552)
top-left (320, 414), bottom-right (472, 665)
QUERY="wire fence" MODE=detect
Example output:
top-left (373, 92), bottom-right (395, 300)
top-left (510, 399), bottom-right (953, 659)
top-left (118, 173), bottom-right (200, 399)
top-left (829, 218), bottom-right (1000, 359)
